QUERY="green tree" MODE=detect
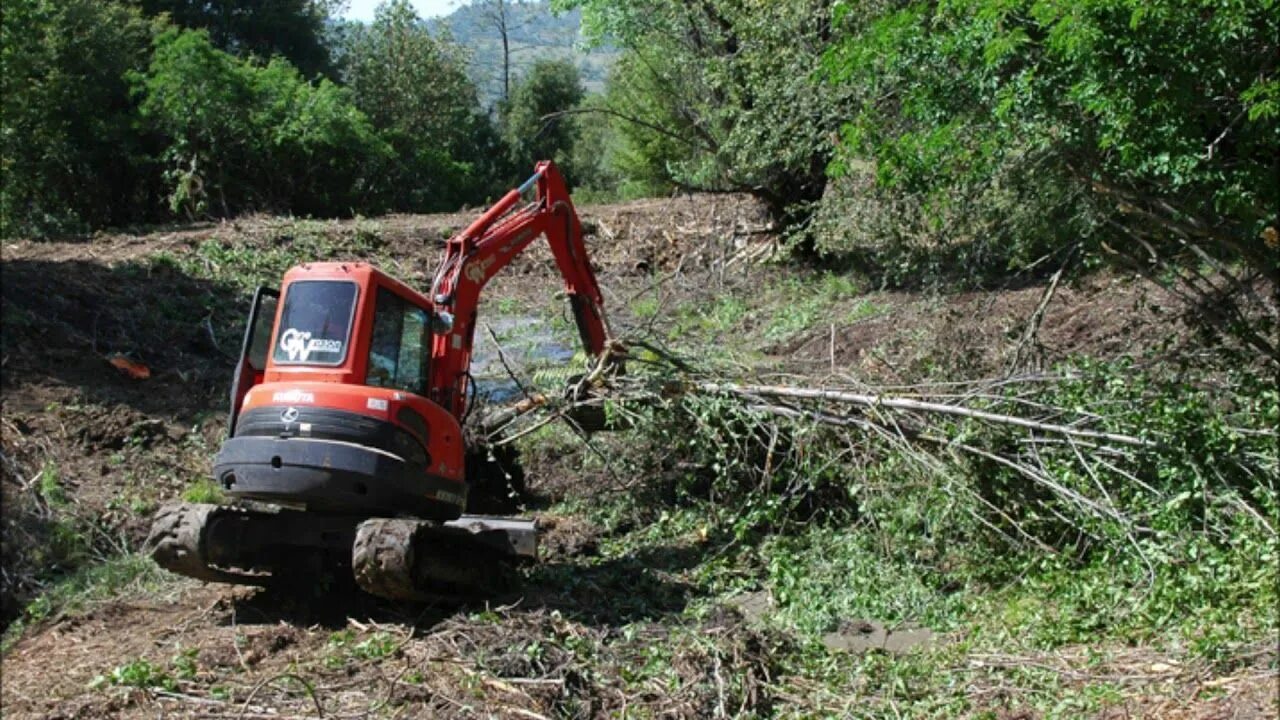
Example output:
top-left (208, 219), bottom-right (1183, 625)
top-left (822, 0), bottom-right (1279, 360)
top-left (137, 0), bottom-right (339, 79)
top-left (560, 0), bottom-right (849, 226)
top-left (501, 59), bottom-right (584, 184)
top-left (569, 92), bottom-right (626, 198)
top-left (135, 28), bottom-right (388, 218)
top-left (342, 0), bottom-right (499, 210)
top-left (1, 0), bottom-right (157, 236)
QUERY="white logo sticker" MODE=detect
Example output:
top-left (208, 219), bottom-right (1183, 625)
top-left (279, 328), bottom-right (343, 362)
top-left (366, 398), bottom-right (389, 411)
top-left (272, 389), bottom-right (315, 404)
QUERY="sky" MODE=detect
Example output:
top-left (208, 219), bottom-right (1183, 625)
top-left (342, 0), bottom-right (459, 22)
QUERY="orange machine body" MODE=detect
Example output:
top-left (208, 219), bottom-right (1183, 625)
top-left (221, 263), bottom-right (468, 518)
top-left (243, 261), bottom-right (464, 481)
top-left (214, 161), bottom-right (610, 521)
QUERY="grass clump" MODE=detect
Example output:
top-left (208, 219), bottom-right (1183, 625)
top-left (90, 658), bottom-right (175, 691)
top-left (37, 462), bottom-right (69, 507)
top-left (324, 630), bottom-right (399, 669)
top-left (3, 553), bottom-right (165, 653)
top-left (762, 273), bottom-right (863, 342)
top-left (181, 478), bottom-right (226, 505)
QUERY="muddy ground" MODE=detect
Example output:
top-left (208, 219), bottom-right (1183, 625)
top-left (1, 195), bottom-right (1274, 718)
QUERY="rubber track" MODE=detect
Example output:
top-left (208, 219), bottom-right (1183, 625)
top-left (352, 518), bottom-right (423, 601)
top-left (352, 519), bottom-right (517, 601)
top-left (146, 503), bottom-right (266, 585)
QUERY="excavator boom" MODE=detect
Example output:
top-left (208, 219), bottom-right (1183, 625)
top-left (430, 161), bottom-right (611, 417)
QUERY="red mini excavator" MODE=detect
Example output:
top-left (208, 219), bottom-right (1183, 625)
top-left (147, 161), bottom-right (616, 599)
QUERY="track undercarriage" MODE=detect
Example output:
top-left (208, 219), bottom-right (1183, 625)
top-left (147, 503), bottom-right (537, 601)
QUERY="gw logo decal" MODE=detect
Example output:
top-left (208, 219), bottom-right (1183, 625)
top-left (279, 328), bottom-right (342, 362)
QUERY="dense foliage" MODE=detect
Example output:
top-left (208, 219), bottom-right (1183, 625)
top-left (816, 0), bottom-right (1278, 358)
top-left (0, 0), bottom-right (594, 235)
top-left (7, 1), bottom-right (1274, 272)
top-left (136, 28), bottom-right (388, 218)
top-left (1, 0), bottom-right (156, 236)
top-left (559, 0), bottom-right (1276, 349)
top-left (562, 0), bottom-right (849, 223)
top-left (3, 0), bottom-right (1275, 355)
top-left (139, 0), bottom-right (338, 79)
top-left (500, 59), bottom-right (585, 184)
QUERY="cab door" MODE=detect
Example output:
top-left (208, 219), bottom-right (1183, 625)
top-left (228, 287), bottom-right (279, 436)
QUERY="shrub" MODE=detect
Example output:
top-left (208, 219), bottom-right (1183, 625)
top-left (0, 0), bottom-right (157, 236)
top-left (134, 28), bottom-right (390, 219)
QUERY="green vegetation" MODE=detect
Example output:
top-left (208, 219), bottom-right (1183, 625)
top-left (181, 479), bottom-right (226, 505)
top-left (139, 0), bottom-right (336, 79)
top-left (762, 274), bottom-right (862, 342)
top-left (558, 0), bottom-right (1275, 357)
top-left (325, 630), bottom-right (399, 668)
top-left (136, 27), bottom-right (388, 219)
top-left (90, 658), bottom-right (177, 691)
top-left (342, 1), bottom-right (498, 211)
top-left (563, 0), bottom-right (846, 217)
top-left (0, 0), bottom-right (155, 236)
top-left (813, 0), bottom-right (1278, 358)
top-left (7, 0), bottom-right (1272, 363)
top-left (2, 0), bottom-right (1276, 714)
top-left (3, 554), bottom-right (163, 653)
top-left (37, 462), bottom-right (68, 507)
top-left (0, 0), bottom-right (602, 236)
top-left (517, 341), bottom-right (1277, 716)
top-left (500, 59), bottom-right (585, 183)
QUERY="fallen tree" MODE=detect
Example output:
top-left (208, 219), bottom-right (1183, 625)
top-left (476, 336), bottom-right (1277, 566)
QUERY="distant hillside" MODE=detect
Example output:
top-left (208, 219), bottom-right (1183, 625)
top-left (430, 1), bottom-right (616, 108)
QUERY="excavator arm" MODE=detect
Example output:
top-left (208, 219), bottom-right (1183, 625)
top-left (429, 161), bottom-right (614, 419)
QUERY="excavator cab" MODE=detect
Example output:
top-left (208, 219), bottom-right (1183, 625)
top-left (215, 264), bottom-right (470, 521)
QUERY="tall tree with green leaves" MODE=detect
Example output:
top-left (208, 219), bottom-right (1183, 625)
top-left (559, 0), bottom-right (850, 227)
top-left (501, 59), bottom-right (584, 184)
top-left (341, 0), bottom-right (500, 210)
top-left (1, 0), bottom-right (157, 236)
top-left (137, 0), bottom-right (340, 79)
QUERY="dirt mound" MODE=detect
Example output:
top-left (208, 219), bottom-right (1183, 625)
top-left (1, 250), bottom-right (241, 626)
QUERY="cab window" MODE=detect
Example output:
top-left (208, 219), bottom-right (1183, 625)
top-left (366, 287), bottom-right (430, 396)
top-left (272, 281), bottom-right (356, 366)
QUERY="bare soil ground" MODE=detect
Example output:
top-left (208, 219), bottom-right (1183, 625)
top-left (1, 195), bottom-right (1273, 718)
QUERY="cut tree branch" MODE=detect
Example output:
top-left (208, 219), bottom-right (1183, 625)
top-left (696, 382), bottom-right (1152, 447)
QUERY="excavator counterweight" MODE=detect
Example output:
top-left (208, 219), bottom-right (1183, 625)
top-left (147, 162), bottom-right (616, 600)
